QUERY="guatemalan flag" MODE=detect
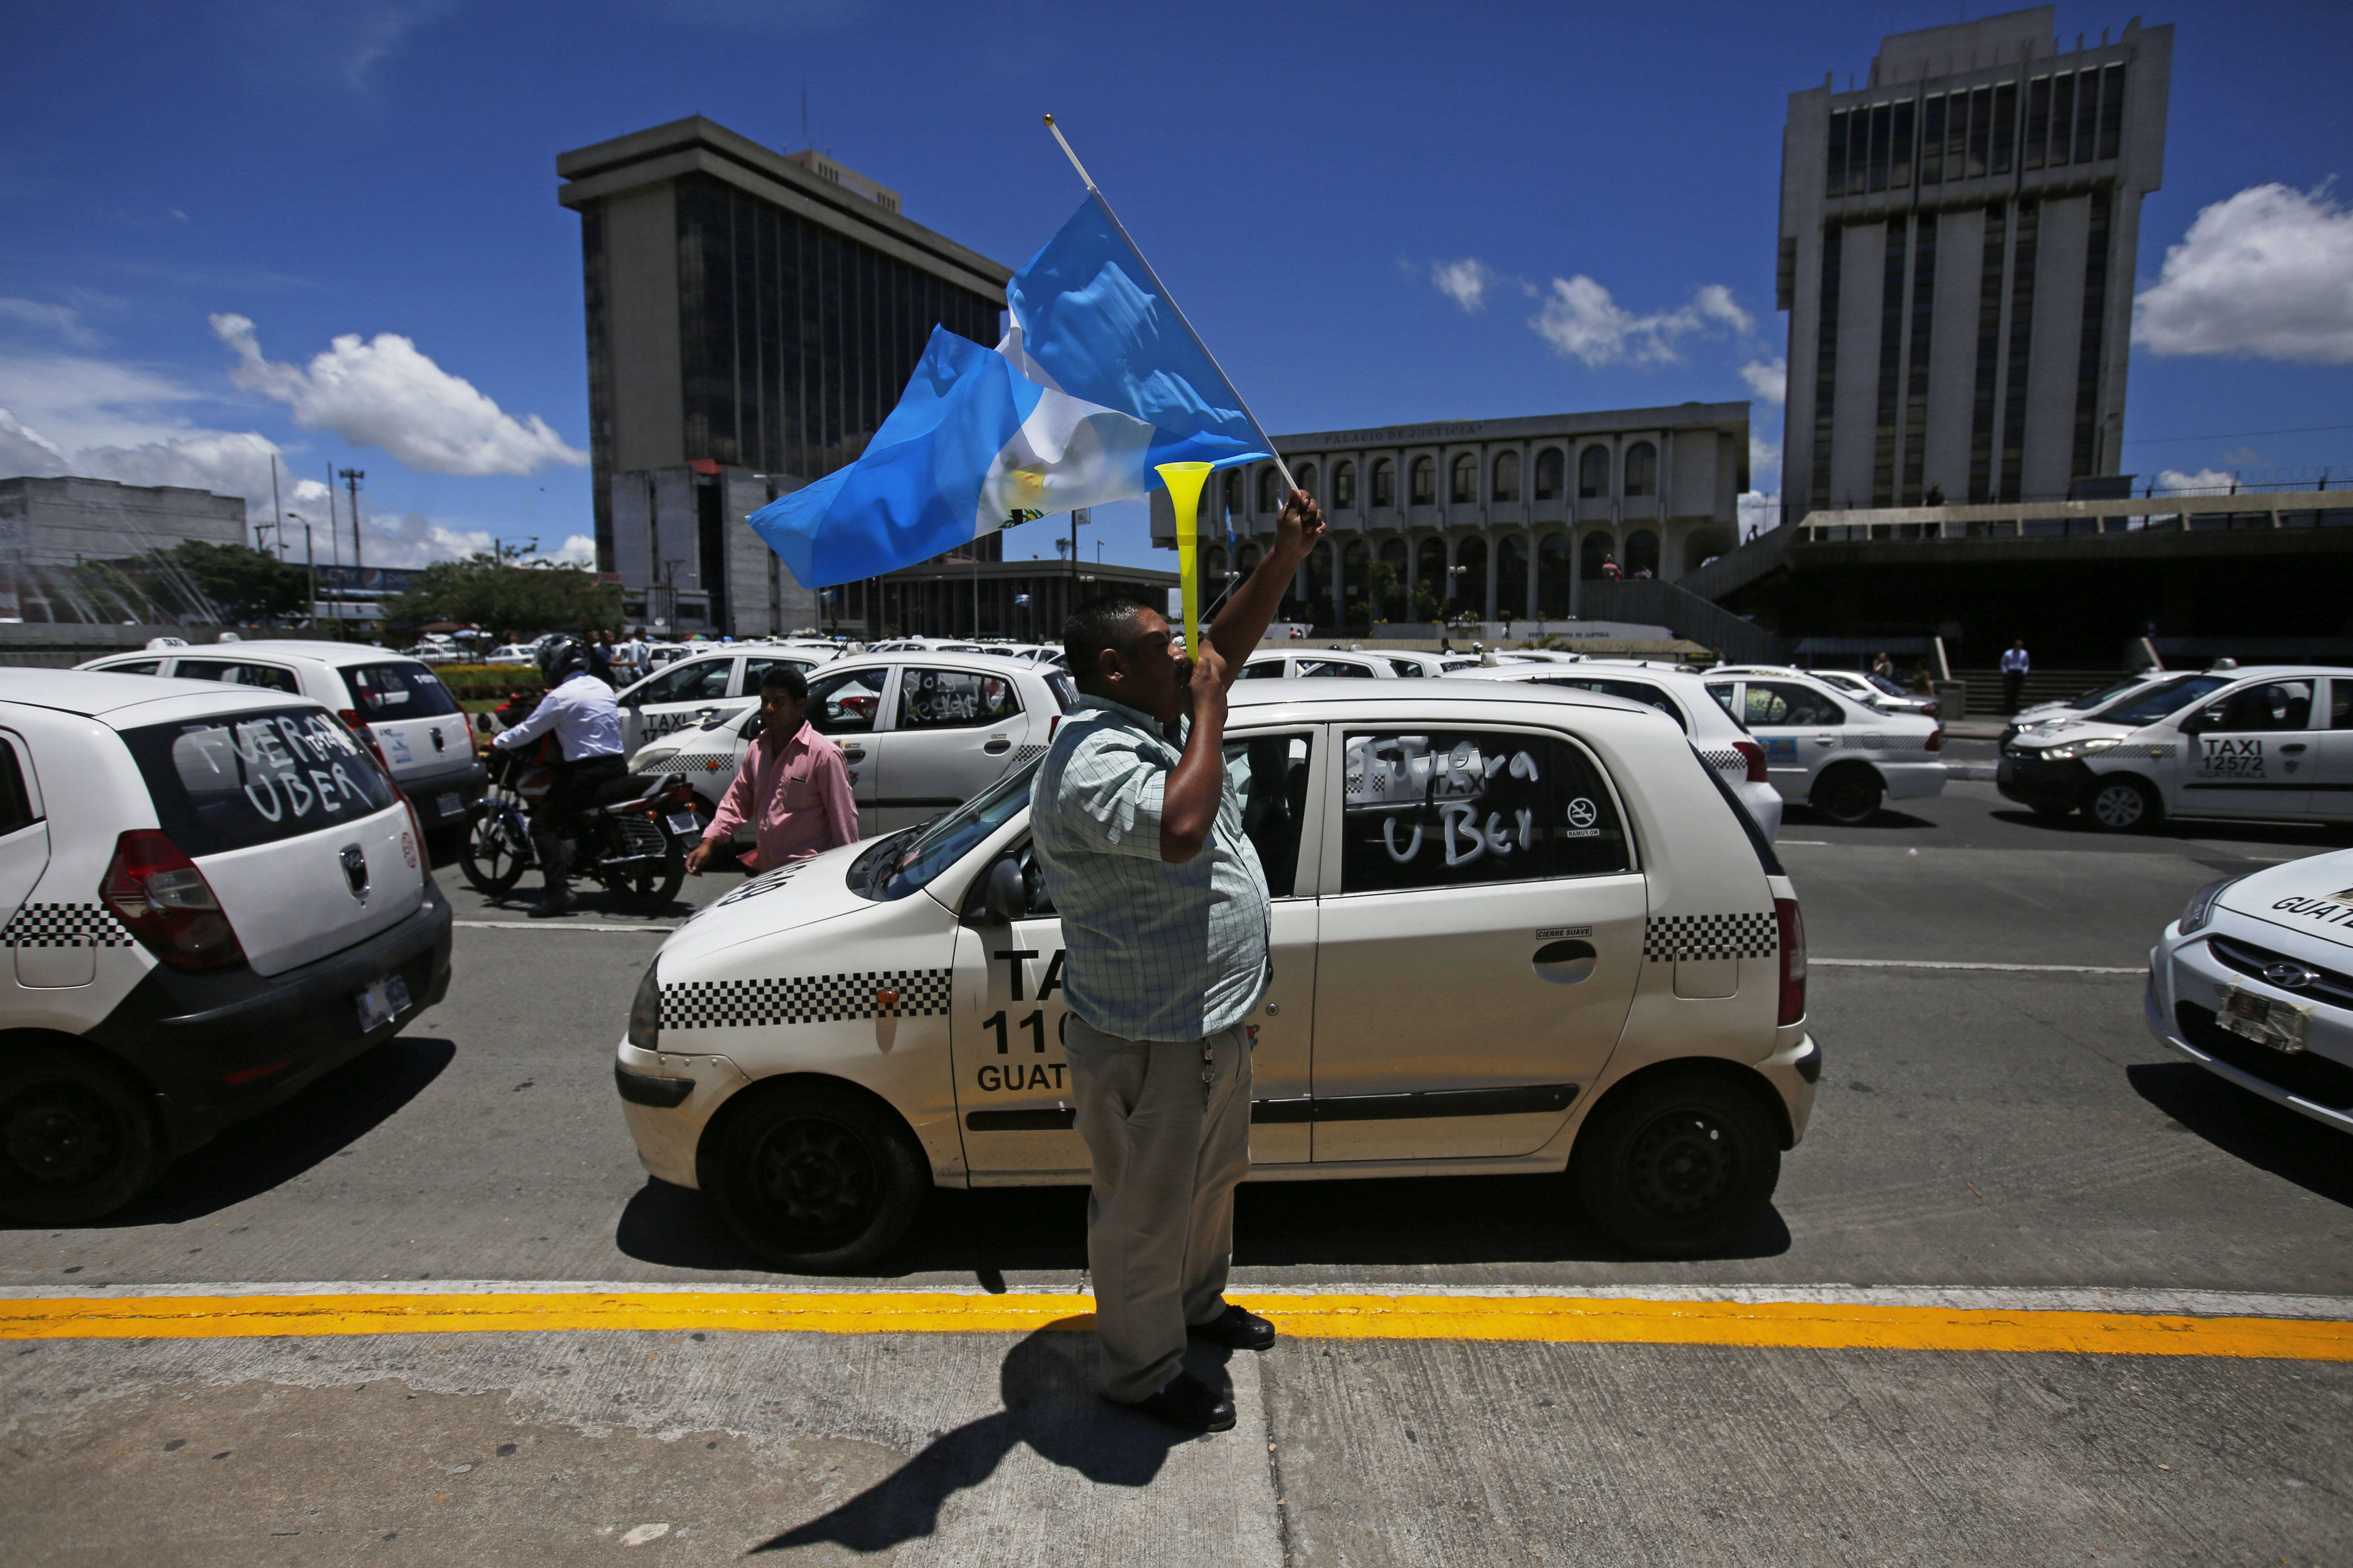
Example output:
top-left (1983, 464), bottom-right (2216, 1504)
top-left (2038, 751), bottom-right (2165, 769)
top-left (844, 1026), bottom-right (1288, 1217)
top-left (745, 195), bottom-right (1269, 588)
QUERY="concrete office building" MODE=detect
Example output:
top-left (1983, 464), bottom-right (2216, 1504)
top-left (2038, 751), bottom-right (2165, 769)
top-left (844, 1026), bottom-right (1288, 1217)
top-left (556, 117), bottom-right (1013, 636)
top-left (1152, 405), bottom-right (1750, 625)
top-left (0, 476), bottom-right (246, 621)
top-left (1777, 7), bottom-right (2170, 519)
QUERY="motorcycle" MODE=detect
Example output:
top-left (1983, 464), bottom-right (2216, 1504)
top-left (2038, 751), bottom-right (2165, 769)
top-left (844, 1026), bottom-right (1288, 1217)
top-left (461, 690), bottom-right (703, 914)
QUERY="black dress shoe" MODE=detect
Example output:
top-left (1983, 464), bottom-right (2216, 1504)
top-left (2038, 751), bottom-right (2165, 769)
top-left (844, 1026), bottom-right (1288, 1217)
top-left (1116, 1372), bottom-right (1236, 1433)
top-left (1187, 1304), bottom-right (1275, 1351)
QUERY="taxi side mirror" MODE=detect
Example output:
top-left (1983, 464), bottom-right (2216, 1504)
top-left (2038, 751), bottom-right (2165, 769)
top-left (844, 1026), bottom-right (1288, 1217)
top-left (973, 856), bottom-right (1028, 924)
top-left (739, 713), bottom-right (765, 741)
top-left (2180, 707), bottom-right (2222, 735)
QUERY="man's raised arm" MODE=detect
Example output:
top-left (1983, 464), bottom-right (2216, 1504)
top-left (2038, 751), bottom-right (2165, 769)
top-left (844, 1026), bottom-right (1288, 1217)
top-left (1207, 487), bottom-right (1325, 670)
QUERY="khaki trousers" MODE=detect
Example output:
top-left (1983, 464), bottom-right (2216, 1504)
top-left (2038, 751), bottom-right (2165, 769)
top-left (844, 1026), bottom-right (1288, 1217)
top-left (1062, 1013), bottom-right (1253, 1402)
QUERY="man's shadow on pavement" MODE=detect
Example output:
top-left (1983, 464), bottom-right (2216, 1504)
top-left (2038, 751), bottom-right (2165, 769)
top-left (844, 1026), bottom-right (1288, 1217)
top-left (752, 1320), bottom-right (1230, 1555)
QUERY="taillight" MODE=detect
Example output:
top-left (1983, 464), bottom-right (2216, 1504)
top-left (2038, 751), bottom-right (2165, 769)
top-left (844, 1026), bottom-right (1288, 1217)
top-left (102, 831), bottom-right (245, 971)
top-left (1774, 896), bottom-right (1807, 1027)
top-left (1047, 715), bottom-right (1062, 741)
top-left (396, 793), bottom-right (427, 882)
top-left (1734, 740), bottom-right (1768, 784)
top-left (1925, 727), bottom-right (1943, 752)
top-left (659, 781), bottom-right (699, 810)
top-left (338, 709), bottom-right (395, 775)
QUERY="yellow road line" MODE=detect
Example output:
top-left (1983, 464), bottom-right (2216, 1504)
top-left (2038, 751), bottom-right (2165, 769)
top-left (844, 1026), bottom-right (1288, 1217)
top-left (4, 1290), bottom-right (2351, 1362)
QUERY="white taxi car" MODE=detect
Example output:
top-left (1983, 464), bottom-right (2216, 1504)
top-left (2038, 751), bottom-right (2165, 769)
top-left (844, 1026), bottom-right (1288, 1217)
top-left (2004, 671), bottom-right (2166, 741)
top-left (2146, 847), bottom-right (2353, 1135)
top-left (0, 670), bottom-right (452, 1222)
top-left (79, 639), bottom-right (486, 834)
top-left (627, 651), bottom-right (1077, 838)
top-left (613, 679), bottom-right (1819, 1271)
top-left (1999, 666), bottom-right (2353, 832)
top-left (613, 646), bottom-right (839, 754)
top-left (1241, 648), bottom-right (1483, 680)
top-left (1701, 669), bottom-right (1946, 825)
top-left (1443, 662), bottom-right (1782, 840)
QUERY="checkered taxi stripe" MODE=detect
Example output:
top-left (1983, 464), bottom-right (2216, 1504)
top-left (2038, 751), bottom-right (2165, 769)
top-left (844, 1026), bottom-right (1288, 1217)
top-left (1696, 746), bottom-right (1743, 774)
top-left (660, 968), bottom-right (953, 1031)
top-left (1, 903), bottom-right (135, 948)
top-left (1642, 913), bottom-right (1777, 963)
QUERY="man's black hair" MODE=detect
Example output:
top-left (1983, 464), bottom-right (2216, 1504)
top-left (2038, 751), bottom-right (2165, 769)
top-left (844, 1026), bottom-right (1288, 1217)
top-left (1063, 594), bottom-right (1158, 690)
top-left (760, 665), bottom-right (810, 702)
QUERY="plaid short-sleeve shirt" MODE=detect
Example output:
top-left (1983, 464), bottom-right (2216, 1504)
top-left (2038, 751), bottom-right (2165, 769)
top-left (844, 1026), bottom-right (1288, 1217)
top-left (1029, 695), bottom-right (1271, 1042)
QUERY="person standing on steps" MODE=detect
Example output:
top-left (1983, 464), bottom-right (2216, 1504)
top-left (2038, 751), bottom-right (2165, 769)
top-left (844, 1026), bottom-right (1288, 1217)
top-left (2001, 639), bottom-right (2031, 713)
top-left (492, 635), bottom-right (623, 917)
top-left (1028, 485), bottom-right (1326, 1434)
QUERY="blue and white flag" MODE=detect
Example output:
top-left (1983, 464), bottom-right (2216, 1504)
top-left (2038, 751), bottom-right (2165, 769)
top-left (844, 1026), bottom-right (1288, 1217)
top-left (747, 195), bottom-right (1268, 588)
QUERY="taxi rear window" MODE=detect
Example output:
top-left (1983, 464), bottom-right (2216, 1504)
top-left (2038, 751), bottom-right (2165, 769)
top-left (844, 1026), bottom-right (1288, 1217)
top-left (344, 661), bottom-right (461, 720)
top-left (1338, 729), bottom-right (1630, 893)
top-left (120, 707), bottom-right (398, 856)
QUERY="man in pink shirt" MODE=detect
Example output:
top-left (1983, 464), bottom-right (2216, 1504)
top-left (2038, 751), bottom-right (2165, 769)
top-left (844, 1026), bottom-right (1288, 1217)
top-left (685, 666), bottom-right (859, 875)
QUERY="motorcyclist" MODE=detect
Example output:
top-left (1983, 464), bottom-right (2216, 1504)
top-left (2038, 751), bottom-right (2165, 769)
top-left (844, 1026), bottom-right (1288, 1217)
top-left (491, 634), bottom-right (624, 917)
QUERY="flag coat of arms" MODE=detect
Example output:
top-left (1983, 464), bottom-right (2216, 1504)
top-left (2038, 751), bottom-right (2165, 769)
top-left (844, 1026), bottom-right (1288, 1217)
top-left (747, 196), bottom-right (1268, 588)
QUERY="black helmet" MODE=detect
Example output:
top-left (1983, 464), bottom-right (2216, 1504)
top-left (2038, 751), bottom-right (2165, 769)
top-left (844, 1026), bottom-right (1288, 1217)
top-left (538, 635), bottom-right (591, 685)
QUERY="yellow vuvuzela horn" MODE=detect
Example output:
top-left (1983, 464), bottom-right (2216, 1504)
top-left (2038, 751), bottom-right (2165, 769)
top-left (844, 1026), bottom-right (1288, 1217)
top-left (1155, 461), bottom-right (1214, 657)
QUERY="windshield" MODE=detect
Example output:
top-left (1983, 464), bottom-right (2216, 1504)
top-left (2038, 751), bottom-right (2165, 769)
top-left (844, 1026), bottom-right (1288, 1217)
top-left (344, 661), bottom-right (462, 720)
top-left (2096, 673), bottom-right (2232, 728)
top-left (853, 759), bottom-right (1040, 902)
top-left (1863, 673), bottom-right (1907, 696)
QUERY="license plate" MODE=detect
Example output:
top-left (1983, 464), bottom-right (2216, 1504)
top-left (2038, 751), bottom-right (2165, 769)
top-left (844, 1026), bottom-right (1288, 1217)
top-left (356, 974), bottom-right (413, 1034)
top-left (665, 811), bottom-right (701, 837)
top-left (2217, 984), bottom-right (2308, 1053)
top-left (437, 791), bottom-right (463, 817)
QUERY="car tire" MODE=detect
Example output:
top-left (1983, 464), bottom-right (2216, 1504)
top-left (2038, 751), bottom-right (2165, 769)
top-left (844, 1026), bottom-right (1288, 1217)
top-left (2085, 775), bottom-right (2160, 833)
top-left (461, 808), bottom-right (530, 894)
top-left (0, 1051), bottom-right (166, 1224)
top-left (1809, 764), bottom-right (1883, 826)
top-left (1571, 1070), bottom-right (1781, 1259)
top-left (705, 1081), bottom-right (928, 1273)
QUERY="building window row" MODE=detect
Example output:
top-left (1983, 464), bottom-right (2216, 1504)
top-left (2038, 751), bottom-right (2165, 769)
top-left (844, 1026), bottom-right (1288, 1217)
top-left (1826, 61), bottom-right (2124, 196)
top-left (1235, 441), bottom-right (1657, 518)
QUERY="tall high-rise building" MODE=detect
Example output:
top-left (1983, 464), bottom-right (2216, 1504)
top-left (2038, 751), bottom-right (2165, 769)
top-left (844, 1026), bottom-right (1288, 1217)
top-left (556, 117), bottom-right (1011, 634)
top-left (1776, 7), bottom-right (2170, 519)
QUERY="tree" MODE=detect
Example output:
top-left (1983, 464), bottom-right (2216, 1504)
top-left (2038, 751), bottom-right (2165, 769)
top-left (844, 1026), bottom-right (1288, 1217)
top-left (1413, 579), bottom-right (1444, 623)
top-left (380, 550), bottom-right (620, 635)
top-left (1367, 559), bottom-right (1402, 624)
top-left (71, 541), bottom-right (308, 624)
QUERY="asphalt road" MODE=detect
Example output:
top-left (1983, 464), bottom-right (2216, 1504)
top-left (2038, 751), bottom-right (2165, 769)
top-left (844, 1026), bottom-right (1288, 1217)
top-left (3, 778), bottom-right (2348, 1565)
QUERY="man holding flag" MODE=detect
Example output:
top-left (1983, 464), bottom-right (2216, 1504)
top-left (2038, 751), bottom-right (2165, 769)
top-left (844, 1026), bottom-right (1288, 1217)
top-left (1029, 487), bottom-right (1323, 1433)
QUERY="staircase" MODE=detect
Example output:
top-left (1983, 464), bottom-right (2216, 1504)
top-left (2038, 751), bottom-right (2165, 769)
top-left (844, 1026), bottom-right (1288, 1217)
top-left (1676, 524), bottom-right (1795, 604)
top-left (1954, 669), bottom-right (2128, 716)
top-left (1577, 580), bottom-right (1788, 664)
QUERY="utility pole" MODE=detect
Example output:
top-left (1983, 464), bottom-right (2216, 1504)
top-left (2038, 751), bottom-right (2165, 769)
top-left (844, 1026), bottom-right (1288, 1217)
top-left (340, 468), bottom-right (365, 574)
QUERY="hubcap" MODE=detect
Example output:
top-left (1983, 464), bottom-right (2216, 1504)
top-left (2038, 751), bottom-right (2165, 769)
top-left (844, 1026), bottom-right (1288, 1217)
top-left (2, 1083), bottom-right (122, 1189)
top-left (1625, 1109), bottom-right (1738, 1219)
top-left (2093, 785), bottom-right (2143, 827)
top-left (753, 1117), bottom-right (876, 1238)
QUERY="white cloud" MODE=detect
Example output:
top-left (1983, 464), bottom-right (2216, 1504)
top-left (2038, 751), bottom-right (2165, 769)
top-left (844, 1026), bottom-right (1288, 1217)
top-left (1748, 431), bottom-right (1781, 487)
top-left (2133, 183), bottom-right (2353, 363)
top-left (1739, 357), bottom-right (1787, 405)
top-left (2157, 467), bottom-right (2239, 492)
top-left (0, 299), bottom-right (99, 349)
top-left (1430, 258), bottom-right (1497, 313)
top-left (211, 314), bottom-right (587, 477)
top-left (1738, 489), bottom-right (1780, 538)
top-left (1528, 276), bottom-right (1757, 366)
top-left (0, 408), bottom-right (69, 477)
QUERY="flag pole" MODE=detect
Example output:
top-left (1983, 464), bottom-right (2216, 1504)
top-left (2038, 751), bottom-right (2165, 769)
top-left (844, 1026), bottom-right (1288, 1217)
top-left (1042, 115), bottom-right (1298, 499)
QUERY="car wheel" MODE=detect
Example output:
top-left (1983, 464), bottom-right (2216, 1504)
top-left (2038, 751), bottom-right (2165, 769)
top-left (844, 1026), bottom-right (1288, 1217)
top-left (2085, 776), bottom-right (2159, 833)
top-left (605, 850), bottom-right (686, 914)
top-left (1572, 1071), bottom-right (1781, 1259)
top-left (1809, 764), bottom-right (1883, 826)
top-left (705, 1082), bottom-right (928, 1272)
top-left (461, 808), bottom-right (530, 894)
top-left (0, 1052), bottom-right (166, 1224)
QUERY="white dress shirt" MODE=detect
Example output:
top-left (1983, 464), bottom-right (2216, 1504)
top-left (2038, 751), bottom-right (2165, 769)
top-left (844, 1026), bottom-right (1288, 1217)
top-left (493, 672), bottom-right (623, 760)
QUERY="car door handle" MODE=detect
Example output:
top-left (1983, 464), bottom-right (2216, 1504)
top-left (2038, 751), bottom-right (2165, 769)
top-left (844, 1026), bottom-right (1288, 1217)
top-left (1532, 939), bottom-right (1597, 984)
top-left (840, 746), bottom-right (865, 760)
top-left (2282, 743), bottom-right (2308, 754)
top-left (983, 739), bottom-right (1012, 755)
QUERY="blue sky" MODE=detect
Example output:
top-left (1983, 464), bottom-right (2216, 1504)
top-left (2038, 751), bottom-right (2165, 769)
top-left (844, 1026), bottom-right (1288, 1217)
top-left (2, 0), bottom-right (2348, 573)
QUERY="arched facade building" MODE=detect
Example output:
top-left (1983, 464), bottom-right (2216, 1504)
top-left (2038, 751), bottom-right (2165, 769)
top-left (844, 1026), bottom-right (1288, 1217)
top-left (1154, 403), bottom-right (1751, 627)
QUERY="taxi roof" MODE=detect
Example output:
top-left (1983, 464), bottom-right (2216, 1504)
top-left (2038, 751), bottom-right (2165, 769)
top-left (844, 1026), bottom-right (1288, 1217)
top-left (0, 667), bottom-right (327, 724)
top-left (88, 638), bottom-right (412, 669)
top-left (1224, 675), bottom-right (1664, 723)
top-left (819, 650), bottom-right (1048, 677)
